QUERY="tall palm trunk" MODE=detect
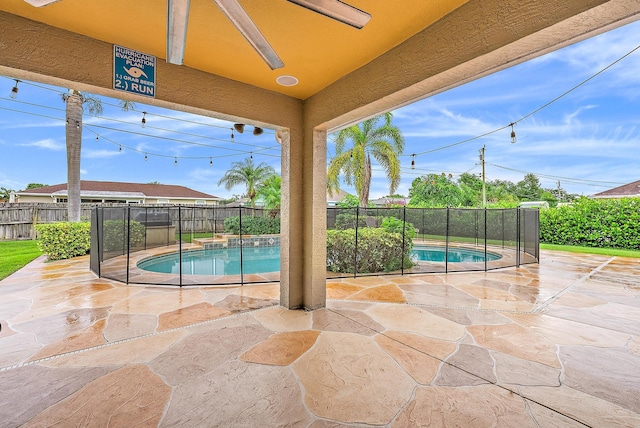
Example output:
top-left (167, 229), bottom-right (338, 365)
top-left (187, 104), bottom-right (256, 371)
top-left (65, 91), bottom-right (83, 222)
top-left (360, 154), bottom-right (372, 208)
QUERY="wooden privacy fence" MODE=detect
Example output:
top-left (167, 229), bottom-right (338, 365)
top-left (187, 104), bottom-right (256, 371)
top-left (0, 203), bottom-right (264, 240)
top-left (0, 203), bottom-right (93, 240)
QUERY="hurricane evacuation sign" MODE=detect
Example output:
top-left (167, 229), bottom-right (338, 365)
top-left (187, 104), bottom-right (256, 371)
top-left (113, 45), bottom-right (156, 98)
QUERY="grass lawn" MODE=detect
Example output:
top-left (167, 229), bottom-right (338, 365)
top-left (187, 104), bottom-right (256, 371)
top-left (541, 243), bottom-right (640, 258)
top-left (0, 240), bottom-right (43, 281)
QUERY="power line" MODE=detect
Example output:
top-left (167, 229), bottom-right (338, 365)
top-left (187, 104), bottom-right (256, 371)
top-left (0, 103), bottom-right (280, 161)
top-left (406, 42), bottom-right (640, 158)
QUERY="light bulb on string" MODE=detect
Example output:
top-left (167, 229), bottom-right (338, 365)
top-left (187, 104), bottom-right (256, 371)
top-left (250, 152), bottom-right (253, 160)
top-left (76, 121), bottom-right (80, 130)
top-left (141, 112), bottom-right (147, 127)
top-left (411, 154), bottom-right (415, 169)
top-left (209, 157), bottom-right (213, 167)
top-left (10, 80), bottom-right (19, 99)
top-left (231, 129), bottom-right (235, 140)
top-left (174, 157), bottom-right (178, 166)
top-left (118, 145), bottom-right (122, 152)
top-left (95, 135), bottom-right (99, 141)
top-left (144, 153), bottom-right (148, 161)
top-left (510, 123), bottom-right (517, 144)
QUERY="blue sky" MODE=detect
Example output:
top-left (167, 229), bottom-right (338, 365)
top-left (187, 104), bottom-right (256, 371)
top-left (1, 20), bottom-right (639, 200)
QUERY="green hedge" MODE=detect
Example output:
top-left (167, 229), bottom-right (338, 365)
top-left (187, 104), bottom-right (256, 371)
top-left (35, 222), bottom-right (91, 261)
top-left (223, 215), bottom-right (280, 235)
top-left (326, 227), bottom-right (413, 273)
top-left (540, 197), bottom-right (640, 249)
top-left (102, 220), bottom-right (146, 252)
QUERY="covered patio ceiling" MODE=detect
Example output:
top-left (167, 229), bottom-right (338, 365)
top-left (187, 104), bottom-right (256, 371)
top-left (1, 0), bottom-right (638, 129)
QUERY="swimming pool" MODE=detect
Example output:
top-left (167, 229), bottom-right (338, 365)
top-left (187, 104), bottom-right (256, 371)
top-left (138, 245), bottom-right (501, 275)
top-left (411, 246), bottom-right (501, 263)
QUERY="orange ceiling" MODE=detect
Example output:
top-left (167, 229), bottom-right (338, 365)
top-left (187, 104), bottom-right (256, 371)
top-left (1, 0), bottom-right (468, 99)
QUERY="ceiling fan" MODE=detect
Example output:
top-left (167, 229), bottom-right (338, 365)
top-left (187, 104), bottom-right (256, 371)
top-left (24, 0), bottom-right (371, 70)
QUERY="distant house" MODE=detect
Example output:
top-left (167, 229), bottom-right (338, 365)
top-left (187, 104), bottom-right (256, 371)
top-left (592, 180), bottom-right (640, 199)
top-left (12, 180), bottom-right (220, 205)
top-left (326, 189), bottom-right (353, 207)
top-left (370, 196), bottom-right (410, 207)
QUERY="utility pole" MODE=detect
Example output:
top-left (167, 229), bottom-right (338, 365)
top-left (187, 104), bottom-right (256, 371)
top-left (557, 180), bottom-right (562, 203)
top-left (479, 145), bottom-right (486, 207)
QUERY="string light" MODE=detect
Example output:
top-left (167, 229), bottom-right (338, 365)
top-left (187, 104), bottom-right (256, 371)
top-left (209, 157), bottom-right (213, 167)
top-left (10, 80), bottom-right (19, 99)
top-left (144, 152), bottom-right (148, 161)
top-left (411, 154), bottom-right (415, 169)
top-left (76, 121), bottom-right (80, 129)
top-left (95, 135), bottom-right (99, 141)
top-left (250, 152), bottom-right (253, 160)
top-left (510, 123), bottom-right (517, 144)
top-left (141, 111), bottom-right (147, 127)
top-left (174, 157), bottom-right (178, 166)
top-left (119, 145), bottom-right (122, 152)
top-left (231, 128), bottom-right (234, 140)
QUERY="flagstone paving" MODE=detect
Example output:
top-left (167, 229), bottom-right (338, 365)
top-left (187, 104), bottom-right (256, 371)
top-left (1, 250), bottom-right (639, 426)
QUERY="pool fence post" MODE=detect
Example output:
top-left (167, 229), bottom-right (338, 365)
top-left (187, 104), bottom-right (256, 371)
top-left (178, 206), bottom-right (183, 287)
top-left (239, 207), bottom-right (244, 285)
top-left (445, 207), bottom-right (450, 274)
top-left (484, 208), bottom-right (488, 272)
top-left (126, 205), bottom-right (131, 284)
top-left (401, 207), bottom-right (406, 275)
top-left (353, 207), bottom-right (359, 278)
top-left (516, 208), bottom-right (521, 267)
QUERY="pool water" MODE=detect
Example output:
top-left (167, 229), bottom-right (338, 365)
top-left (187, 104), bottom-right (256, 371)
top-left (138, 245), bottom-right (501, 275)
top-left (411, 246), bottom-right (501, 263)
top-left (138, 246), bottom-right (280, 276)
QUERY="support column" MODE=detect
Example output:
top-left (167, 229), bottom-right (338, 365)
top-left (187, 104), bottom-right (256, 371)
top-left (280, 127), bottom-right (327, 310)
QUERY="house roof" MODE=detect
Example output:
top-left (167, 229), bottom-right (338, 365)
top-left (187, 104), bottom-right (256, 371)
top-left (592, 180), bottom-right (640, 198)
top-left (326, 189), bottom-right (352, 203)
top-left (18, 180), bottom-right (218, 200)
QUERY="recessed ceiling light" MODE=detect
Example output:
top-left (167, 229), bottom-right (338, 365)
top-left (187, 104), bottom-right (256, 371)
top-left (276, 75), bottom-right (299, 86)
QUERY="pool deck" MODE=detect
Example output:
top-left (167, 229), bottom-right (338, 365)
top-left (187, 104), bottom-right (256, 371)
top-left (1, 250), bottom-right (639, 426)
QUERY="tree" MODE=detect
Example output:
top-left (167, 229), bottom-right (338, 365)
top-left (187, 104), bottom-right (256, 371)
top-left (256, 174), bottom-right (281, 210)
top-left (63, 90), bottom-right (102, 222)
top-left (25, 183), bottom-right (47, 190)
top-left (327, 112), bottom-right (404, 207)
top-left (0, 187), bottom-right (14, 201)
top-left (408, 173), bottom-right (465, 207)
top-left (217, 157), bottom-right (276, 207)
top-left (63, 91), bottom-right (134, 222)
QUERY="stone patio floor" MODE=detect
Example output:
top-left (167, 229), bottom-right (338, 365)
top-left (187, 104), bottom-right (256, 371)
top-left (0, 250), bottom-right (639, 427)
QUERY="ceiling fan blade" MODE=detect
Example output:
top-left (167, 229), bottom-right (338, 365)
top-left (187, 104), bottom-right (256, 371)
top-left (213, 0), bottom-right (284, 70)
top-left (23, 0), bottom-right (61, 6)
top-left (287, 0), bottom-right (371, 29)
top-left (167, 0), bottom-right (191, 65)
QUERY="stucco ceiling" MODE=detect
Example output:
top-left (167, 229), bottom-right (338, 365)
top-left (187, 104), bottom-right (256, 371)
top-left (0, 0), bottom-right (469, 100)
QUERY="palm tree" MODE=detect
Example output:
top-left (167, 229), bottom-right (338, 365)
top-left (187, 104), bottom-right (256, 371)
top-left (63, 90), bottom-right (101, 222)
top-left (63, 90), bottom-right (134, 222)
top-left (256, 174), bottom-right (281, 210)
top-left (217, 157), bottom-right (276, 207)
top-left (327, 112), bottom-right (404, 207)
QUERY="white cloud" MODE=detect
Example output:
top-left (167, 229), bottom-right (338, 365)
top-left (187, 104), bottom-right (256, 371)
top-left (83, 149), bottom-right (123, 159)
top-left (19, 138), bottom-right (64, 151)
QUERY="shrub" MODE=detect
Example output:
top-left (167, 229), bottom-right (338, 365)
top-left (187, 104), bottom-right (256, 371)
top-left (539, 197), bottom-right (640, 249)
top-left (224, 215), bottom-right (280, 235)
top-left (381, 216), bottom-right (417, 240)
top-left (326, 228), bottom-right (413, 273)
top-left (35, 222), bottom-right (91, 261)
top-left (335, 213), bottom-right (383, 230)
top-left (102, 220), bottom-right (146, 252)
